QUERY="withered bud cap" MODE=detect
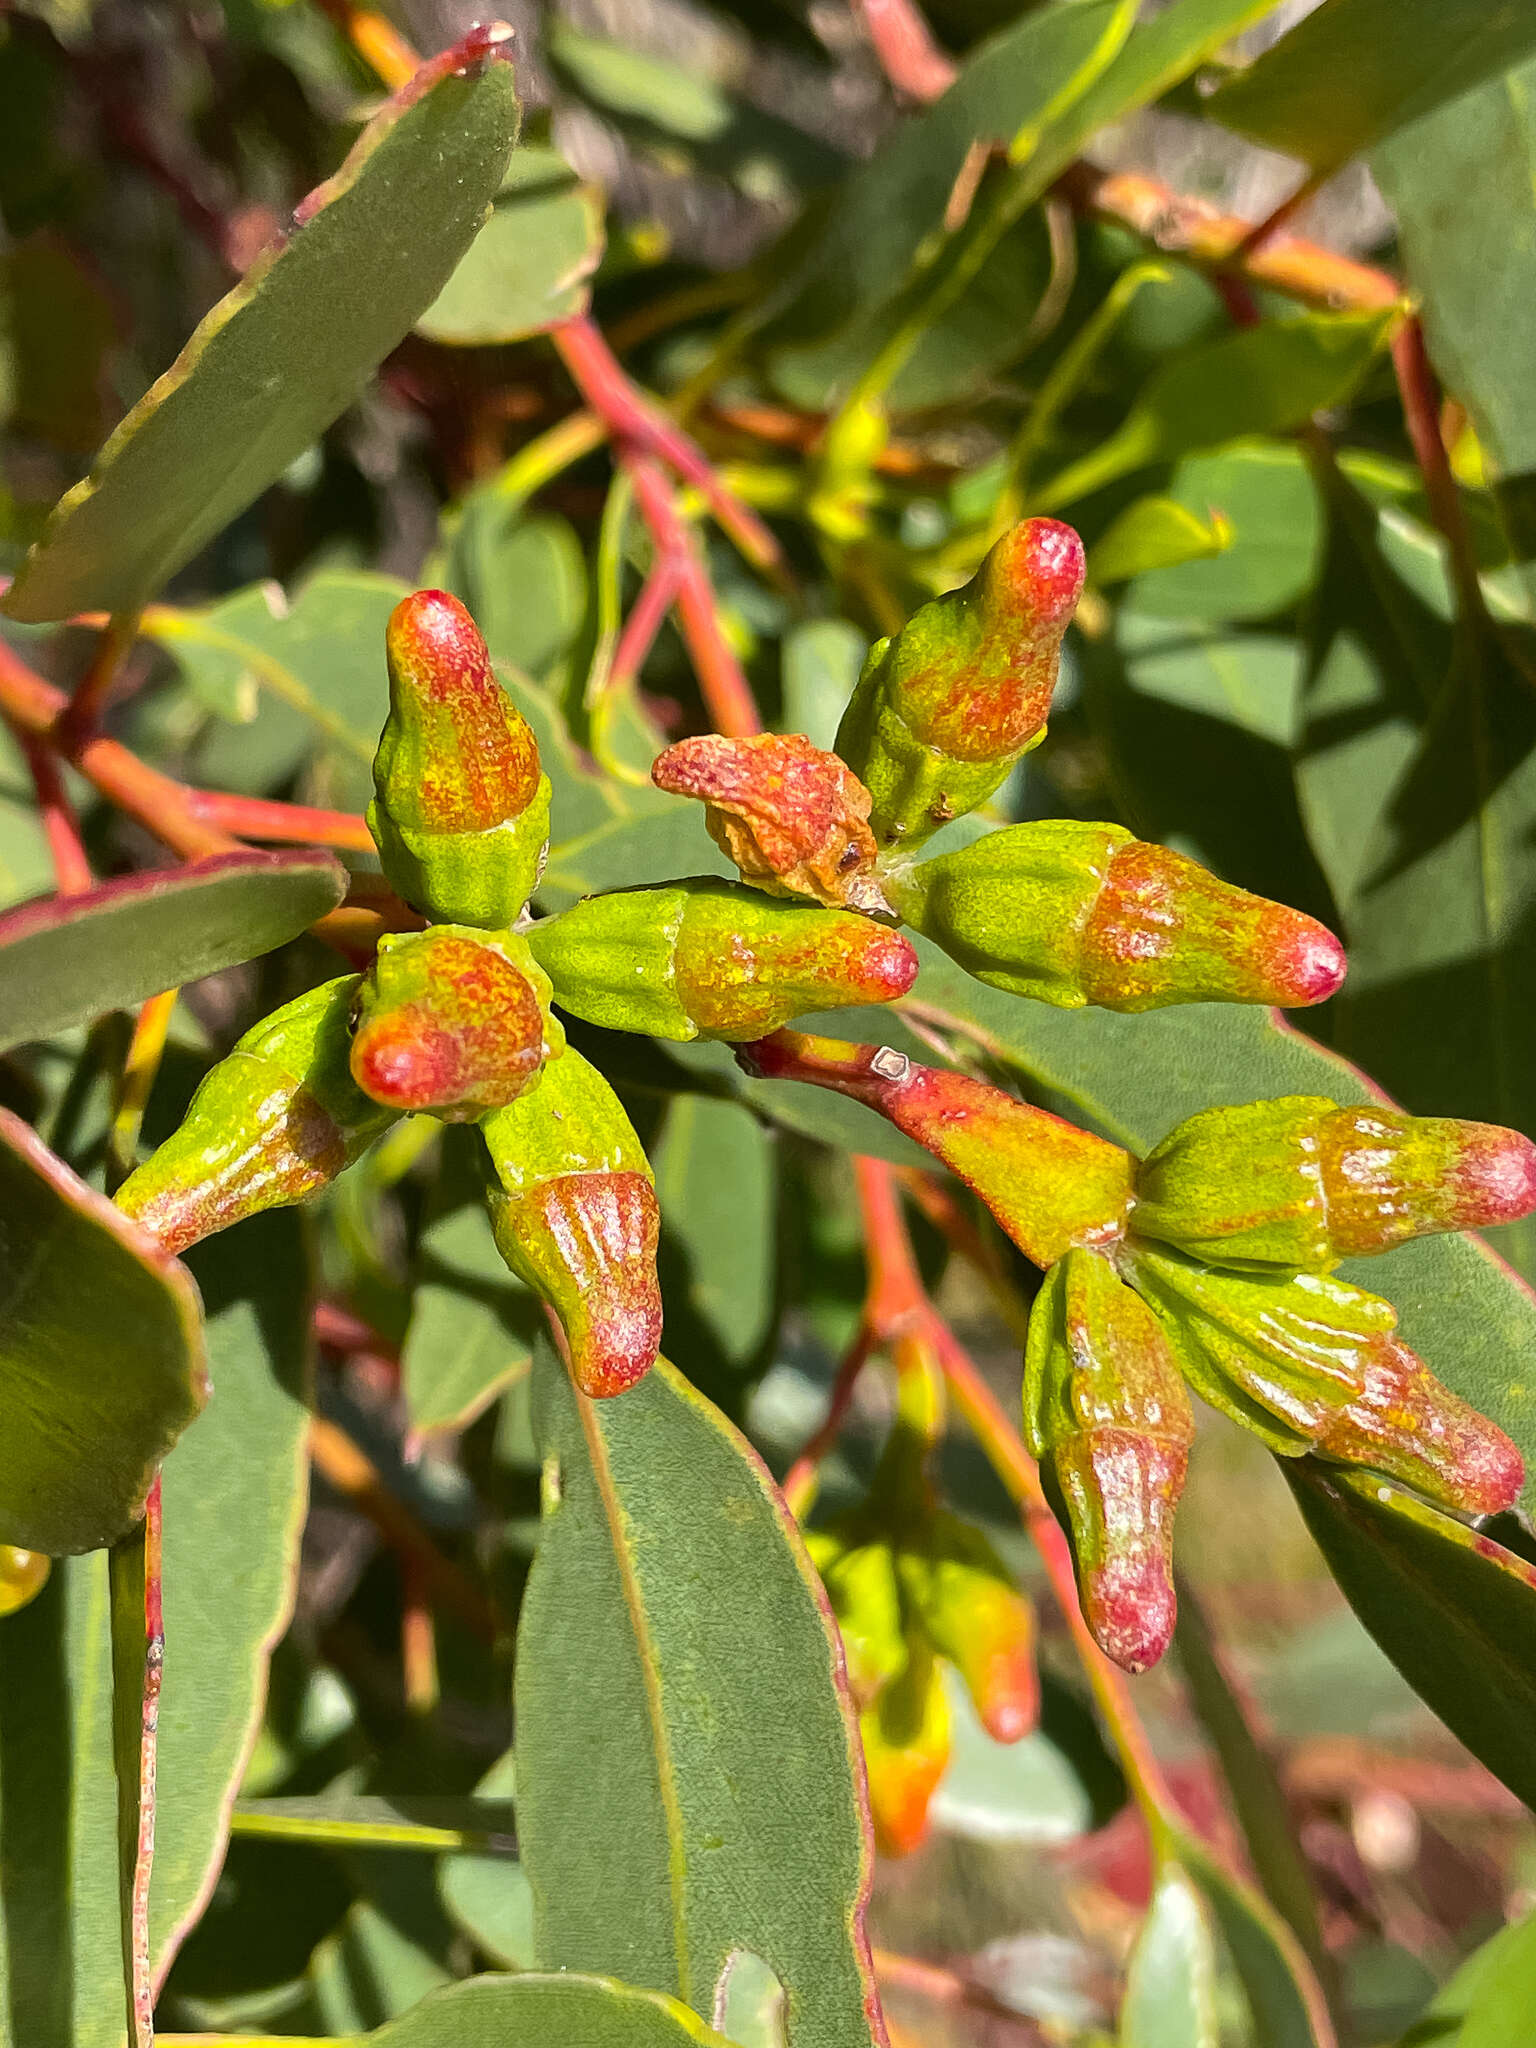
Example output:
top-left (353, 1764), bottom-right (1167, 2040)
top-left (349, 926), bottom-right (562, 1122)
top-left (652, 732), bottom-right (889, 912)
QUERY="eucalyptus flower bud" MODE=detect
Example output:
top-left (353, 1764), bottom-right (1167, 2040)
top-left (349, 926), bottom-right (563, 1122)
top-left (1124, 1244), bottom-right (1523, 1516)
top-left (0, 1545), bottom-right (50, 1618)
top-left (1025, 1248), bottom-right (1194, 1673)
top-left (888, 821), bottom-right (1346, 1013)
top-left (1135, 1096), bottom-right (1536, 1269)
top-left (369, 589), bottom-right (552, 927)
top-left (116, 978), bottom-right (396, 1254)
top-left (738, 1031), bottom-right (1134, 1267)
top-left (858, 1634), bottom-right (952, 1859)
top-left (806, 1529), bottom-right (908, 1711)
top-left (651, 732), bottom-right (890, 913)
top-left (526, 879), bottom-right (917, 1042)
top-left (897, 1513), bottom-right (1038, 1742)
top-left (480, 1048), bottom-right (661, 1398)
top-left (835, 519), bottom-right (1085, 847)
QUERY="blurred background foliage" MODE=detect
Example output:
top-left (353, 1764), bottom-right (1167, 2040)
top-left (4, 1), bottom-right (1536, 2043)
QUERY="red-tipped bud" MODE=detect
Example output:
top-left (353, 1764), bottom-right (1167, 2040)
top-left (349, 926), bottom-right (563, 1122)
top-left (1136, 1096), bottom-right (1536, 1269)
top-left (1025, 1249), bottom-right (1193, 1674)
top-left (0, 1545), bottom-right (50, 1618)
top-left (652, 733), bottom-right (890, 913)
top-left (738, 1031), bottom-right (1134, 1268)
top-left (859, 1636), bottom-right (952, 1858)
top-left (116, 978), bottom-right (396, 1254)
top-left (479, 1048), bottom-right (662, 1398)
top-left (369, 590), bottom-right (551, 926)
top-left (888, 821), bottom-right (1346, 1013)
top-left (897, 1513), bottom-right (1039, 1742)
top-left (527, 880), bottom-right (917, 1042)
top-left (835, 519), bottom-right (1085, 846)
top-left (1124, 1244), bottom-right (1524, 1517)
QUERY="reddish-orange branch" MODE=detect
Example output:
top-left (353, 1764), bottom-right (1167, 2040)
top-left (628, 457), bottom-right (763, 738)
top-left (13, 727), bottom-right (94, 894)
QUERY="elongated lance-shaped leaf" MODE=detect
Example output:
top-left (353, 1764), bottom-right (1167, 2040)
top-left (0, 1109), bottom-right (206, 1555)
top-left (1121, 1865), bottom-right (1220, 2048)
top-left (360, 1970), bottom-right (744, 2046)
top-left (0, 1211), bottom-right (311, 2048)
top-left (2, 30), bottom-right (520, 622)
top-left (0, 850), bottom-right (347, 1053)
top-left (517, 1340), bottom-right (886, 2047)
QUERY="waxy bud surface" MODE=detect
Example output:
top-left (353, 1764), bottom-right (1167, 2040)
top-left (480, 1048), bottom-right (661, 1398)
top-left (1025, 1248), bottom-right (1194, 1674)
top-left (858, 1635), bottom-right (952, 1859)
top-left (116, 977), bottom-right (396, 1255)
top-left (0, 1545), bottom-right (50, 1618)
top-left (527, 879), bottom-right (917, 1043)
top-left (890, 820), bottom-right (1346, 1013)
top-left (1125, 1245), bottom-right (1523, 1516)
top-left (370, 590), bottom-right (551, 927)
top-left (897, 1514), bottom-right (1038, 1742)
top-left (739, 1031), bottom-right (1134, 1267)
top-left (350, 925), bottom-right (562, 1122)
top-left (652, 732), bottom-right (889, 912)
top-left (1135, 1095), bottom-right (1536, 1269)
top-left (836, 519), bottom-right (1085, 847)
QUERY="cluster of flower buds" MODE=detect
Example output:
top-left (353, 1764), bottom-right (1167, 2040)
top-left (0, 1544), bottom-right (50, 1619)
top-left (739, 1031), bottom-right (1535, 1671)
top-left (807, 1340), bottom-right (1038, 1855)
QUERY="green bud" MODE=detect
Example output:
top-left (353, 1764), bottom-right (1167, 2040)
top-left (896, 1512), bottom-right (1038, 1742)
top-left (116, 978), bottom-right (396, 1254)
top-left (480, 1048), bottom-right (661, 1399)
top-left (525, 879), bottom-right (918, 1042)
top-left (888, 820), bottom-right (1346, 1013)
top-left (1136, 1096), bottom-right (1536, 1269)
top-left (835, 519), bottom-right (1085, 847)
top-left (350, 926), bottom-right (562, 1122)
top-left (369, 590), bottom-right (552, 927)
top-left (1024, 1249), bottom-right (1194, 1674)
top-left (806, 1530), bottom-right (908, 1711)
top-left (1123, 1244), bottom-right (1523, 1516)
top-left (858, 1633), bottom-right (951, 1858)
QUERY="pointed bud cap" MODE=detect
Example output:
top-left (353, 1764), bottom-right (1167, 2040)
top-left (480, 1047), bottom-right (661, 1398)
top-left (652, 732), bottom-right (890, 912)
top-left (116, 977), bottom-right (396, 1254)
top-left (738, 1031), bottom-right (1134, 1267)
top-left (890, 821), bottom-right (1346, 1013)
top-left (1137, 1097), bottom-right (1536, 1269)
top-left (349, 926), bottom-right (562, 1122)
top-left (835, 519), bottom-right (1085, 847)
top-left (527, 879), bottom-right (917, 1043)
top-left (858, 1636), bottom-right (952, 1858)
top-left (369, 590), bottom-right (552, 927)
top-left (1024, 1249), bottom-right (1194, 1673)
top-left (898, 1512), bottom-right (1039, 1741)
top-left (0, 1545), bottom-right (50, 1618)
top-left (1124, 1245), bottom-right (1522, 1515)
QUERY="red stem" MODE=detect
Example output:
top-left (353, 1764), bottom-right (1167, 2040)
top-left (185, 789), bottom-right (377, 853)
top-left (553, 315), bottom-right (785, 577)
top-left (14, 726), bottom-right (94, 893)
top-left (608, 558), bottom-right (684, 696)
top-left (856, 0), bottom-right (956, 103)
top-left (628, 458), bottom-right (763, 738)
top-left (1391, 314), bottom-right (1485, 618)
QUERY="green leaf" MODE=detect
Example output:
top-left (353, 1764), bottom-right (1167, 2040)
top-left (438, 1754), bottom-right (535, 1968)
top-left (402, 1126), bottom-right (539, 1436)
top-left (440, 504), bottom-right (587, 678)
top-left (1288, 1464), bottom-right (1536, 1815)
top-left (0, 1210), bottom-right (310, 2047)
top-left (0, 850), bottom-right (347, 1053)
top-left (537, 804), bottom-right (730, 909)
top-left (1373, 57), bottom-right (1536, 609)
top-left (1120, 1865), bottom-right (1219, 2048)
top-left (550, 24), bottom-right (733, 143)
top-left (417, 147), bottom-right (604, 345)
top-left (1090, 496), bottom-right (1231, 589)
top-left (1400, 1911), bottom-right (1536, 2047)
top-left (764, 0), bottom-right (1135, 351)
top-left (1, 42), bottom-right (519, 621)
top-left (0, 1109), bottom-right (205, 1554)
top-left (233, 1793), bottom-right (517, 1856)
top-left (653, 1096), bottom-right (776, 1375)
top-left (1174, 1833), bottom-right (1337, 2048)
top-left (147, 571), bottom-right (409, 805)
top-left (364, 1971), bottom-right (743, 2047)
top-left (1207, 0), bottom-right (1536, 177)
top-left (781, 620), bottom-right (867, 754)
top-left (517, 1343), bottom-right (882, 2045)
top-left (1036, 310), bottom-right (1398, 511)
top-left (1125, 441), bottom-right (1322, 622)
top-left (0, 718), bottom-right (54, 914)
